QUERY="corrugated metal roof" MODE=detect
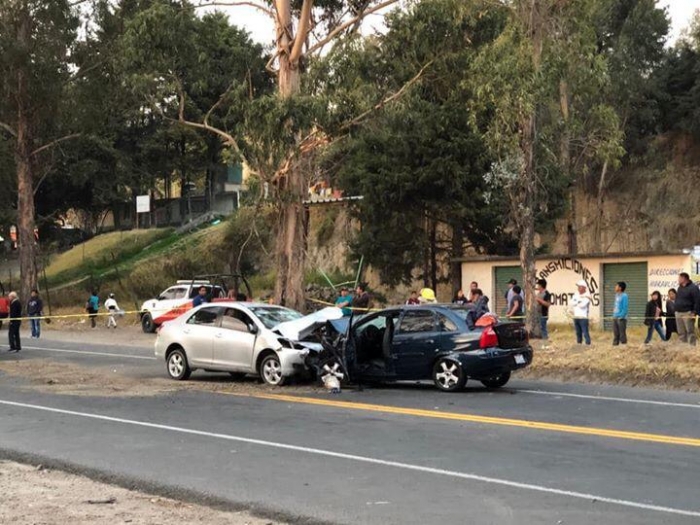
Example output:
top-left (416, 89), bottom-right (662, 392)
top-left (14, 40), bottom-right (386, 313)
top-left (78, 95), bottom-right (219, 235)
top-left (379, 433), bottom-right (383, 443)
top-left (454, 250), bottom-right (691, 263)
top-left (303, 195), bottom-right (364, 205)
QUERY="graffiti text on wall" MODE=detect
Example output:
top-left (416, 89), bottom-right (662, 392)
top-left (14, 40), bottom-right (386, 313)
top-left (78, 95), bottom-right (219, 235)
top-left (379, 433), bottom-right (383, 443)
top-left (538, 257), bottom-right (601, 307)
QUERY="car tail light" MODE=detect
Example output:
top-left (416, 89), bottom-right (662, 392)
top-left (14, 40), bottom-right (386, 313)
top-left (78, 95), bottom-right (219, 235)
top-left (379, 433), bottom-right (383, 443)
top-left (479, 327), bottom-right (499, 349)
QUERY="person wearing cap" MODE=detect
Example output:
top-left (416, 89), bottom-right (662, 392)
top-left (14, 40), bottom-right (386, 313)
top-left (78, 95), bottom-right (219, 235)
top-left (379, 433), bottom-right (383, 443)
top-left (570, 279), bottom-right (592, 345)
top-left (104, 293), bottom-right (120, 329)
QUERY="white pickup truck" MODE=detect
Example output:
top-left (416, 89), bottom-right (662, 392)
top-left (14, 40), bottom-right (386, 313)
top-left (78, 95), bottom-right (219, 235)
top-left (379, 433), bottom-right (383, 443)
top-left (139, 280), bottom-right (226, 333)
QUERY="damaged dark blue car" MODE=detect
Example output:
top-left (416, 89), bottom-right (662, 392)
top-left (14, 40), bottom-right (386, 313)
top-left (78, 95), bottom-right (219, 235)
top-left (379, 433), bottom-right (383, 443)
top-left (317, 304), bottom-right (533, 392)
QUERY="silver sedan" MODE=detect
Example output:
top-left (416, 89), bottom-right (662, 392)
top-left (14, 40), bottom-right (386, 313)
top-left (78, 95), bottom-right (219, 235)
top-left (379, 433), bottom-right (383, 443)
top-left (154, 302), bottom-right (317, 386)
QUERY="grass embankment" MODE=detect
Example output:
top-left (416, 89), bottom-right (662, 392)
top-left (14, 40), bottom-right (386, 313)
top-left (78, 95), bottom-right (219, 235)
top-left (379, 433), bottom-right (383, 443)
top-left (43, 223), bottom-right (231, 309)
top-left (524, 324), bottom-right (700, 391)
top-left (46, 229), bottom-right (174, 286)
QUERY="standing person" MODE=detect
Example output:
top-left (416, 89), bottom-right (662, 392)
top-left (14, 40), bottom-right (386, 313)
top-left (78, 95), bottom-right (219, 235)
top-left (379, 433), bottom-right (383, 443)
top-left (405, 291), bottom-right (420, 305)
top-left (674, 272), bottom-right (700, 345)
top-left (665, 288), bottom-right (677, 341)
top-left (86, 290), bottom-right (99, 329)
top-left (192, 286), bottom-right (208, 308)
top-left (612, 282), bottom-right (628, 346)
top-left (27, 289), bottom-right (43, 339)
top-left (104, 293), bottom-right (120, 329)
top-left (505, 278), bottom-right (517, 303)
top-left (535, 279), bottom-right (552, 339)
top-left (351, 283), bottom-right (371, 310)
top-left (452, 289), bottom-right (468, 305)
top-left (506, 285), bottom-right (524, 319)
top-left (335, 287), bottom-right (353, 316)
top-left (470, 288), bottom-right (490, 318)
top-left (8, 291), bottom-right (21, 352)
top-left (570, 280), bottom-right (592, 345)
top-left (644, 291), bottom-right (666, 344)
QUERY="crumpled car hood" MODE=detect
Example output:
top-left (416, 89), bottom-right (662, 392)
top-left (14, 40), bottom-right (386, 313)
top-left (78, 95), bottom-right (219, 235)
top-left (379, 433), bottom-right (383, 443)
top-left (273, 306), bottom-right (344, 341)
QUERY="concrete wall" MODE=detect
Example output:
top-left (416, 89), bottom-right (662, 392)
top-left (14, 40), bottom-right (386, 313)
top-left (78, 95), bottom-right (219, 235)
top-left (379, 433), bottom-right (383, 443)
top-left (462, 254), bottom-right (693, 324)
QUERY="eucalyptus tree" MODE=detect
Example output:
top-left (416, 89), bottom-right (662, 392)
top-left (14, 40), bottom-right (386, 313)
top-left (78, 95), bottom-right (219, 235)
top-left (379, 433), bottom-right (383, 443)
top-left (471, 0), bottom-right (623, 334)
top-left (0, 0), bottom-right (80, 300)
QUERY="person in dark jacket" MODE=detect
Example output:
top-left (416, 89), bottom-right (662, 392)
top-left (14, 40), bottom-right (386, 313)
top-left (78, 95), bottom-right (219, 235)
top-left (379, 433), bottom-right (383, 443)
top-left (27, 289), bottom-right (43, 339)
top-left (644, 291), bottom-right (666, 344)
top-left (351, 283), bottom-right (371, 310)
top-left (452, 289), bottom-right (468, 305)
top-left (466, 289), bottom-right (490, 328)
top-left (665, 288), bottom-right (677, 341)
top-left (8, 291), bottom-right (21, 352)
top-left (674, 273), bottom-right (700, 345)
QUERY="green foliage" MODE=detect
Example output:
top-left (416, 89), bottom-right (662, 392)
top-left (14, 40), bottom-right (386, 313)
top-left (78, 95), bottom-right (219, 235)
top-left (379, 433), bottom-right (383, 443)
top-left (318, 0), bottom-right (516, 285)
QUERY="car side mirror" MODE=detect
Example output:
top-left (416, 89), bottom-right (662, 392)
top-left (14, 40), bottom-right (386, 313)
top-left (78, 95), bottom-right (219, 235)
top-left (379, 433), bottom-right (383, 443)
top-left (248, 323), bottom-right (258, 334)
top-left (157, 295), bottom-right (165, 301)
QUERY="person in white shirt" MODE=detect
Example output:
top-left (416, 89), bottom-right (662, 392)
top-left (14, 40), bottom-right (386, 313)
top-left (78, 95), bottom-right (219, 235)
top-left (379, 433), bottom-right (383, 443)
top-left (104, 293), bottom-right (120, 329)
top-left (570, 279), bottom-right (591, 345)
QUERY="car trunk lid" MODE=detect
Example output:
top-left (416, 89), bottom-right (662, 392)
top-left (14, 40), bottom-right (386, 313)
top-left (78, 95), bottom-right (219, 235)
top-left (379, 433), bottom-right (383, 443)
top-left (493, 322), bottom-right (529, 349)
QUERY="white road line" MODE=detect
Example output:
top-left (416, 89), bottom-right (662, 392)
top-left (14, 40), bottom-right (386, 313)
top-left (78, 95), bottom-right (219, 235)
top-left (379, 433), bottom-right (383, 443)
top-left (0, 399), bottom-right (698, 519)
top-left (519, 389), bottom-right (700, 409)
top-left (22, 346), bottom-right (156, 361)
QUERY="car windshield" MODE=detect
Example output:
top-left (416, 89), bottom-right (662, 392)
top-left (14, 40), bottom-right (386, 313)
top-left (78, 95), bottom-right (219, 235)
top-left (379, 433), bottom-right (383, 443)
top-left (248, 306), bottom-right (303, 329)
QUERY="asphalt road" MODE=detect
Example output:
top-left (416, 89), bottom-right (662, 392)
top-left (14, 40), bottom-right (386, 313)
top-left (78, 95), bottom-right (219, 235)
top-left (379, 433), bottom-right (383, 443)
top-left (1, 334), bottom-right (699, 524)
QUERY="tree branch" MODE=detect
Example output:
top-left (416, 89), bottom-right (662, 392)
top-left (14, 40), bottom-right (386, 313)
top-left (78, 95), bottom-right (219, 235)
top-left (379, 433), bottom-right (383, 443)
top-left (290, 0), bottom-right (314, 63)
top-left (340, 59), bottom-right (434, 131)
top-left (194, 1), bottom-right (275, 19)
top-left (169, 77), bottom-right (252, 173)
top-left (0, 121), bottom-right (17, 138)
top-left (306, 0), bottom-right (400, 55)
top-left (30, 134), bottom-right (81, 157)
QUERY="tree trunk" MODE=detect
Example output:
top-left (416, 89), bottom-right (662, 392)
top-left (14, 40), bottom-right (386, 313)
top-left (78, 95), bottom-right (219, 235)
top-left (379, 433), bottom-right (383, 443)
top-left (429, 218), bottom-right (437, 292)
top-left (449, 223), bottom-right (463, 294)
top-left (559, 78), bottom-right (577, 254)
top-left (15, 7), bottom-right (37, 304)
top-left (273, 0), bottom-right (307, 310)
top-left (519, 115), bottom-right (540, 337)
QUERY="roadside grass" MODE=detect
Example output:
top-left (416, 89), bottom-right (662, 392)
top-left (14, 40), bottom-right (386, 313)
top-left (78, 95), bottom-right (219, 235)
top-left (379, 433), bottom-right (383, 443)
top-left (525, 323), bottom-right (700, 391)
top-left (45, 229), bottom-right (173, 285)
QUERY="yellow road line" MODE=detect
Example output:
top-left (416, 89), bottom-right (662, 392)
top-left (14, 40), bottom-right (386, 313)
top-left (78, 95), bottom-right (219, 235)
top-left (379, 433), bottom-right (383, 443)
top-left (223, 392), bottom-right (700, 448)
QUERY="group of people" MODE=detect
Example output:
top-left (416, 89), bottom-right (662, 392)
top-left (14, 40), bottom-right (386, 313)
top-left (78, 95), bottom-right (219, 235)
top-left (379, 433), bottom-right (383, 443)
top-left (334, 283), bottom-right (372, 315)
top-left (1, 289), bottom-right (44, 353)
top-left (85, 291), bottom-right (121, 329)
top-left (613, 272), bottom-right (700, 346)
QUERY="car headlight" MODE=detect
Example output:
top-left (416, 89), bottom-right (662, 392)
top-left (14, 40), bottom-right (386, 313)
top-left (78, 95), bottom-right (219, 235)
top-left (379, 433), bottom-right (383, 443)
top-left (277, 338), bottom-right (294, 349)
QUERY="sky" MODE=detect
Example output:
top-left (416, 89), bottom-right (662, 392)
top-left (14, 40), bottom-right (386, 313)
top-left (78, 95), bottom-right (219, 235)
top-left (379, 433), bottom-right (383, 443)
top-left (661, 0), bottom-right (700, 43)
top-left (200, 1), bottom-right (700, 47)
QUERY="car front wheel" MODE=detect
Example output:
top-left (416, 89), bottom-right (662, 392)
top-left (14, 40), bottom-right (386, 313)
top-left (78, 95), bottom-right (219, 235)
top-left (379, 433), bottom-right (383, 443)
top-left (432, 359), bottom-right (467, 392)
top-left (260, 354), bottom-right (286, 386)
top-left (167, 348), bottom-right (191, 380)
top-left (480, 371), bottom-right (511, 389)
top-left (141, 313), bottom-right (156, 333)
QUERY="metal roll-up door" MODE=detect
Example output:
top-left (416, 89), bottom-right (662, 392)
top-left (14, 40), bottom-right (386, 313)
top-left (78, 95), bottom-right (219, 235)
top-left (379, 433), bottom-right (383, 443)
top-left (603, 262), bottom-right (648, 329)
top-left (494, 265), bottom-right (523, 316)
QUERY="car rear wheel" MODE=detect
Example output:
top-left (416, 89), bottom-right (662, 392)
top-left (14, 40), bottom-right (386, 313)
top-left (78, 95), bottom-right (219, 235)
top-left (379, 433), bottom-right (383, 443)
top-left (167, 348), bottom-right (191, 380)
top-left (260, 354), bottom-right (286, 386)
top-left (480, 371), bottom-right (511, 389)
top-left (432, 359), bottom-right (467, 392)
top-left (141, 313), bottom-right (156, 333)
